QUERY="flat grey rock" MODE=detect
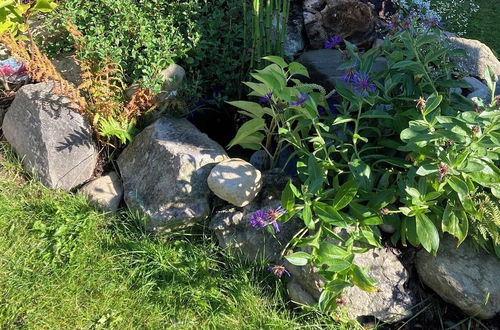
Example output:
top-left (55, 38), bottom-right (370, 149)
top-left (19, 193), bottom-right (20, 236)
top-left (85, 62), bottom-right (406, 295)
top-left (2, 82), bottom-right (97, 190)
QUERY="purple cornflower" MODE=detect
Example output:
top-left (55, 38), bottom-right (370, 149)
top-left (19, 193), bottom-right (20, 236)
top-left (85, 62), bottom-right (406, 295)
top-left (290, 92), bottom-right (310, 107)
top-left (249, 206), bottom-right (285, 233)
top-left (324, 35), bottom-right (343, 49)
top-left (351, 71), bottom-right (377, 96)
top-left (266, 206), bottom-right (285, 233)
top-left (386, 23), bottom-right (395, 31)
top-left (268, 265), bottom-right (291, 278)
top-left (259, 92), bottom-right (273, 104)
top-left (249, 210), bottom-right (268, 228)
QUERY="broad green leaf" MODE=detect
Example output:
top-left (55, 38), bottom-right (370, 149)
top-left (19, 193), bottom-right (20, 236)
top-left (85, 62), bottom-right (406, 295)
top-left (244, 81), bottom-right (269, 96)
top-left (326, 259), bottom-right (353, 272)
top-left (33, 0), bottom-right (57, 12)
top-left (228, 118), bottom-right (265, 148)
top-left (351, 265), bottom-right (378, 292)
top-left (331, 180), bottom-right (358, 210)
top-left (263, 56), bottom-right (288, 68)
top-left (302, 203), bottom-right (315, 230)
top-left (348, 159), bottom-right (373, 191)
top-left (314, 202), bottom-right (348, 227)
top-left (281, 180), bottom-right (296, 211)
top-left (415, 213), bottom-right (440, 255)
top-left (307, 155), bottom-right (325, 194)
top-left (227, 101), bottom-right (265, 118)
top-left (285, 251), bottom-right (311, 266)
top-left (424, 94), bottom-right (443, 116)
top-left (318, 242), bottom-right (351, 259)
top-left (318, 289), bottom-right (337, 313)
top-left (288, 62), bottom-right (309, 78)
top-left (416, 164), bottom-right (438, 176)
top-left (442, 204), bottom-right (468, 246)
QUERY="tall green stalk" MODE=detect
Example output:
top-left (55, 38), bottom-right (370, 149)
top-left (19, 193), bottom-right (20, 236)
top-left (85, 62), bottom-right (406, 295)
top-left (246, 0), bottom-right (290, 71)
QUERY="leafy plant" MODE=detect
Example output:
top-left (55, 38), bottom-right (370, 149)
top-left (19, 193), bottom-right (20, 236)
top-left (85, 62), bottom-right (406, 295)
top-left (0, 0), bottom-right (57, 39)
top-left (44, 0), bottom-right (248, 104)
top-left (229, 6), bottom-right (499, 312)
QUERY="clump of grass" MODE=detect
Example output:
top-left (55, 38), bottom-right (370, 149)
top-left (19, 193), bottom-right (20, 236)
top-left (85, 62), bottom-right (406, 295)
top-left (0, 142), bottom-right (339, 329)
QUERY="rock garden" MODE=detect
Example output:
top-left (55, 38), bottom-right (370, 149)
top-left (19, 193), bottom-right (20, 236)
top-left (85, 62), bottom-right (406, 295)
top-left (0, 0), bottom-right (499, 328)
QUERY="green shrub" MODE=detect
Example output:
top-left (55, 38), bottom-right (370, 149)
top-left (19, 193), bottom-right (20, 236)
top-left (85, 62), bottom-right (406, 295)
top-left (228, 2), bottom-right (500, 313)
top-left (45, 0), bottom-right (248, 104)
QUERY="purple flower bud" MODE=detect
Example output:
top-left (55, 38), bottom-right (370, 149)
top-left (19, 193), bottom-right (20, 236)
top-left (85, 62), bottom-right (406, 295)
top-left (290, 92), bottom-right (310, 107)
top-left (259, 92), bottom-right (273, 104)
top-left (324, 35), bottom-right (343, 49)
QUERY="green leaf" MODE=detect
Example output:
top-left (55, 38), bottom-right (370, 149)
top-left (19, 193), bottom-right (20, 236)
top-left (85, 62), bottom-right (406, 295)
top-left (391, 60), bottom-right (424, 74)
top-left (348, 159), bottom-right (373, 191)
top-left (351, 265), bottom-right (378, 292)
top-left (227, 101), bottom-right (265, 118)
top-left (442, 204), bottom-right (468, 246)
top-left (331, 180), bottom-right (358, 210)
top-left (263, 56), bottom-right (288, 69)
top-left (33, 0), bottom-right (57, 12)
top-left (318, 289), bottom-right (337, 313)
top-left (424, 93), bottom-right (443, 116)
top-left (318, 242), bottom-right (352, 259)
top-left (281, 180), bottom-right (296, 212)
top-left (314, 202), bottom-right (348, 227)
top-left (285, 252), bottom-right (311, 266)
top-left (415, 213), bottom-right (440, 255)
top-left (227, 118), bottom-right (265, 148)
top-left (416, 164), bottom-right (438, 176)
top-left (301, 203), bottom-right (315, 230)
top-left (307, 155), bottom-right (325, 194)
top-left (244, 82), bottom-right (269, 96)
top-left (288, 62), bottom-right (309, 78)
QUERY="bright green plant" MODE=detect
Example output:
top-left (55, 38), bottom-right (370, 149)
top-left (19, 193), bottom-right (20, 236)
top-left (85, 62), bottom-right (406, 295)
top-left (0, 0), bottom-right (57, 39)
top-left (244, 0), bottom-right (290, 71)
top-left (229, 9), bottom-right (499, 311)
top-left (44, 0), bottom-right (248, 104)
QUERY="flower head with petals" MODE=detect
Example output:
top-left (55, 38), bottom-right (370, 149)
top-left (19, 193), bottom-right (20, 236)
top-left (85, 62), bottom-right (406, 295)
top-left (351, 71), bottom-right (377, 97)
top-left (324, 35), bottom-right (343, 49)
top-left (268, 265), bottom-right (291, 278)
top-left (290, 92), bottom-right (310, 107)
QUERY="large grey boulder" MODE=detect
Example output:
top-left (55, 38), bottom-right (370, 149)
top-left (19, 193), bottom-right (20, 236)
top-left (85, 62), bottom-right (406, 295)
top-left (118, 117), bottom-right (227, 231)
top-left (80, 171), bottom-right (123, 212)
top-left (207, 158), bottom-right (262, 207)
top-left (297, 49), bottom-right (387, 90)
top-left (2, 82), bottom-right (98, 190)
top-left (286, 248), bottom-right (416, 323)
top-left (449, 37), bottom-right (500, 81)
top-left (416, 235), bottom-right (500, 319)
top-left (209, 169), bottom-right (301, 262)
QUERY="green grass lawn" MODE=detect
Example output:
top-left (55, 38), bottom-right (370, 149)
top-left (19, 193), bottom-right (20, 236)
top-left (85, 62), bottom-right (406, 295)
top-left (465, 0), bottom-right (500, 56)
top-left (431, 0), bottom-right (500, 55)
top-left (0, 143), bottom-right (348, 329)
